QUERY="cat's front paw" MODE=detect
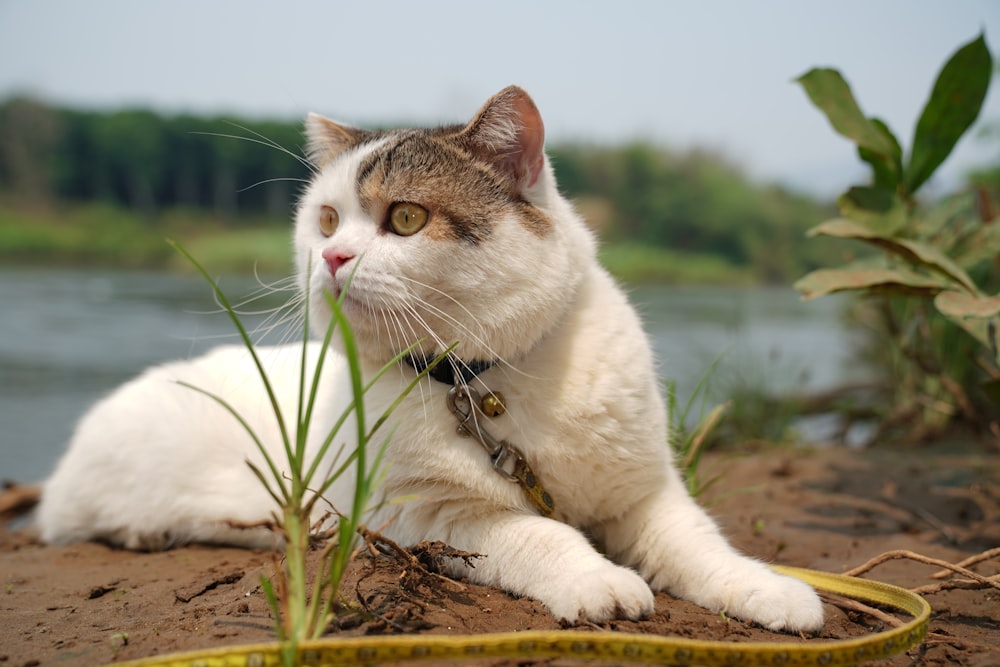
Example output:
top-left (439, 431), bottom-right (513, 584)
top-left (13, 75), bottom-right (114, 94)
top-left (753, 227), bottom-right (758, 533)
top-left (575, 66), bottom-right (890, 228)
top-left (731, 571), bottom-right (824, 633)
top-left (546, 563), bottom-right (654, 623)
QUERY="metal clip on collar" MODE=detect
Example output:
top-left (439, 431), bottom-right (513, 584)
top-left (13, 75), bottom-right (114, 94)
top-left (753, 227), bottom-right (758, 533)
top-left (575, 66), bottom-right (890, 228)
top-left (447, 385), bottom-right (520, 480)
top-left (446, 385), bottom-right (555, 517)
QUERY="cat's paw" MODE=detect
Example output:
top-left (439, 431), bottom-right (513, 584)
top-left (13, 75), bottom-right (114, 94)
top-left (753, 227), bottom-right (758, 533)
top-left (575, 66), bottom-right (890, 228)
top-left (730, 571), bottom-right (825, 633)
top-left (545, 563), bottom-right (654, 623)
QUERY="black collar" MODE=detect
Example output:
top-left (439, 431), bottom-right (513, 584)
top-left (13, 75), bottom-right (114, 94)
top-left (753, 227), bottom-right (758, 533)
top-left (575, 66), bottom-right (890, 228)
top-left (405, 354), bottom-right (495, 386)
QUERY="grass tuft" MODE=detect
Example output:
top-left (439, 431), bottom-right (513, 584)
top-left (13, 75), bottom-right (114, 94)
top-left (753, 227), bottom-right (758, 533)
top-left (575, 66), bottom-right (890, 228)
top-left (173, 243), bottom-right (447, 664)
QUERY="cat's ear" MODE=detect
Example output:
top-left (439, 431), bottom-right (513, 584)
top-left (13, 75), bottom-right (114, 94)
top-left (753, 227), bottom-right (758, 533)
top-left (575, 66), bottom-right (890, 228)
top-left (304, 113), bottom-right (368, 167)
top-left (459, 86), bottom-right (545, 192)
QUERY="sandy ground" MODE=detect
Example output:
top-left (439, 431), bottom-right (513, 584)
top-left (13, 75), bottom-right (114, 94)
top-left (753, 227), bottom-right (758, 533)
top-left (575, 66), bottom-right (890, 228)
top-left (1, 446), bottom-right (998, 667)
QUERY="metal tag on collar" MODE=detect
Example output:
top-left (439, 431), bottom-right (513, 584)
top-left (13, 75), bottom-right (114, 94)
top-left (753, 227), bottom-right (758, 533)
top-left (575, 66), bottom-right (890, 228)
top-left (447, 385), bottom-right (519, 481)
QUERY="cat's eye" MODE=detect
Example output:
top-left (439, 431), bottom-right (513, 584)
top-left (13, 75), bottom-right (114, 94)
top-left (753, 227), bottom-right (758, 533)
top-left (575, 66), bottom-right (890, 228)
top-left (319, 206), bottom-right (339, 237)
top-left (389, 202), bottom-right (429, 236)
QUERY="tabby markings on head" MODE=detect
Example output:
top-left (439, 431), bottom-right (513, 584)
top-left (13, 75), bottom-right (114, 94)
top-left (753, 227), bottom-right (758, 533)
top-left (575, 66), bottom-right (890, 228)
top-left (354, 130), bottom-right (510, 245)
top-left (352, 129), bottom-right (553, 244)
top-left (307, 86), bottom-right (554, 244)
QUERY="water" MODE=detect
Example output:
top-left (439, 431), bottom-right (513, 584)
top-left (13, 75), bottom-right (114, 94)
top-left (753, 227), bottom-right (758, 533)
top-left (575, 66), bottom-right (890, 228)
top-left (0, 268), bottom-right (866, 483)
top-left (629, 284), bottom-right (868, 394)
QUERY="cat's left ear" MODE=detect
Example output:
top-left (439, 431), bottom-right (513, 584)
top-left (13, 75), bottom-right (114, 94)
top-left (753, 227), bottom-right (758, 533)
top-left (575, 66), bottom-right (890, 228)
top-left (459, 86), bottom-right (545, 192)
top-left (304, 113), bottom-right (370, 167)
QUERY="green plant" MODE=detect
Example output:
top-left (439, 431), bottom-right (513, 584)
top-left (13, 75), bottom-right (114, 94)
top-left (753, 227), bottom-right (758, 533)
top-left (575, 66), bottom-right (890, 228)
top-left (172, 242), bottom-right (446, 666)
top-left (667, 357), bottom-right (730, 497)
top-left (707, 348), bottom-right (808, 447)
top-left (794, 33), bottom-right (1000, 443)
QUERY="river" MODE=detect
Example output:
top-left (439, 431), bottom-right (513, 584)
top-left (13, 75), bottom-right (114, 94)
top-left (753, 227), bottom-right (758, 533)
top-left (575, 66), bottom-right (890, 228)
top-left (0, 268), bottom-right (867, 483)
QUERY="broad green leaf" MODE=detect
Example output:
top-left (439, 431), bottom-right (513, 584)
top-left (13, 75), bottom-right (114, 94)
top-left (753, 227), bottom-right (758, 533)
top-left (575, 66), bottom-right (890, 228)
top-left (934, 290), bottom-right (1000, 319)
top-left (858, 118), bottom-right (903, 190)
top-left (797, 68), bottom-right (901, 159)
top-left (807, 217), bottom-right (977, 292)
top-left (905, 33), bottom-right (992, 193)
top-left (837, 187), bottom-right (905, 235)
top-left (795, 264), bottom-right (950, 300)
top-left (884, 238), bottom-right (977, 293)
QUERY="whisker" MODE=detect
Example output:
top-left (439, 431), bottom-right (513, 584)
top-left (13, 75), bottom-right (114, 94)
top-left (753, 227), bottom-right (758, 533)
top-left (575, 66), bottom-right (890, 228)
top-left (216, 276), bottom-right (302, 346)
top-left (231, 281), bottom-right (297, 314)
top-left (253, 298), bottom-right (305, 347)
top-left (400, 294), bottom-right (488, 354)
top-left (238, 177), bottom-right (311, 193)
top-left (392, 307), bottom-right (438, 417)
top-left (192, 122), bottom-right (318, 174)
top-left (399, 303), bottom-right (468, 382)
top-left (397, 282), bottom-right (536, 381)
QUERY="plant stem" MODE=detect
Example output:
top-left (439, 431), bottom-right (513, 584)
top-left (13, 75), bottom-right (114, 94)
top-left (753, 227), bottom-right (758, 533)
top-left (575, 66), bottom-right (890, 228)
top-left (279, 503), bottom-right (314, 662)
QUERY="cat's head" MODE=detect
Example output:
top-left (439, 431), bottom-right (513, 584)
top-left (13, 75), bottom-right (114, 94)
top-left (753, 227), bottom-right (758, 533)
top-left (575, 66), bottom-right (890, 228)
top-left (294, 86), bottom-right (594, 370)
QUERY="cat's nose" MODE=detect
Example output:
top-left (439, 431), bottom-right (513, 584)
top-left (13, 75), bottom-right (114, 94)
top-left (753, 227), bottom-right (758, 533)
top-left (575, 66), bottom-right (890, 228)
top-left (322, 248), bottom-right (355, 276)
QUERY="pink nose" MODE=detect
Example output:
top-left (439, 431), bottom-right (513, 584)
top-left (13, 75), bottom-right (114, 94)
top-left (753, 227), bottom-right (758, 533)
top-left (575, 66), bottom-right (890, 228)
top-left (322, 248), bottom-right (355, 276)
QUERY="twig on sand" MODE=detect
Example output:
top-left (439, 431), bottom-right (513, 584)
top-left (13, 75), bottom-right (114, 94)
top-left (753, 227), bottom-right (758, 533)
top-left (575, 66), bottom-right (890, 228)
top-left (912, 574), bottom-right (1000, 595)
top-left (929, 546), bottom-right (1000, 579)
top-left (820, 547), bottom-right (999, 636)
top-left (842, 548), bottom-right (1000, 593)
top-left (820, 592), bottom-right (904, 628)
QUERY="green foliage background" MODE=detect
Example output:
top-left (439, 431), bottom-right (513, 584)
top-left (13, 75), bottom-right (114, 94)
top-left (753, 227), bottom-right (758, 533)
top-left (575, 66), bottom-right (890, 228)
top-left (794, 33), bottom-right (1000, 442)
top-left (0, 97), bottom-right (840, 284)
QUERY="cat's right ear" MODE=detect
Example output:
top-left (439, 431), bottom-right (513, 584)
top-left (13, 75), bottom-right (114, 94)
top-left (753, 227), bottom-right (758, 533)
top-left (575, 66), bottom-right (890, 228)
top-left (305, 113), bottom-right (367, 167)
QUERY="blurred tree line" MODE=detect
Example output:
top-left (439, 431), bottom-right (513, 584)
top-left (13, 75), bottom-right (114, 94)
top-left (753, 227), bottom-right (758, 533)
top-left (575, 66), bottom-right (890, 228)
top-left (0, 96), bottom-right (840, 282)
top-left (0, 97), bottom-right (303, 218)
top-left (549, 144), bottom-right (836, 282)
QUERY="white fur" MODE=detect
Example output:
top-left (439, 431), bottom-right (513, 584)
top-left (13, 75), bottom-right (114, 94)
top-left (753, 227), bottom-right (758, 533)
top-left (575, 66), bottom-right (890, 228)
top-left (38, 101), bottom-right (823, 632)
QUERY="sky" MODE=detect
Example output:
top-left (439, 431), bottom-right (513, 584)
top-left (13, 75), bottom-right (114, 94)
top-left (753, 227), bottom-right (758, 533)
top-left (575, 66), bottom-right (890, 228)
top-left (1, 0), bottom-right (998, 196)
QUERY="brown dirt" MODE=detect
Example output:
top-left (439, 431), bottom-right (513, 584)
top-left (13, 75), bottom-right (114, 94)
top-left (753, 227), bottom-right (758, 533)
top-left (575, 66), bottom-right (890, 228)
top-left (1, 446), bottom-right (998, 667)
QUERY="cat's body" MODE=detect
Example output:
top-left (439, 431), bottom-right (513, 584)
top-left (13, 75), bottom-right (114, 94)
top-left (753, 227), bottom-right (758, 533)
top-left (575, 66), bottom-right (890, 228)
top-left (38, 87), bottom-right (824, 631)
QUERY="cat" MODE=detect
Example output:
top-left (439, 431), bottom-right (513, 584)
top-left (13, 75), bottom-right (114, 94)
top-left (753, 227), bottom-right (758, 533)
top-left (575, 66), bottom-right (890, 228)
top-left (37, 86), bottom-right (824, 632)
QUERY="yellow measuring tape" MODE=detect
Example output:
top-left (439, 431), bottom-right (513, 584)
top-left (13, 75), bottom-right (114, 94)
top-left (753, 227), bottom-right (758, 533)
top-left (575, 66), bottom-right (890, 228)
top-left (114, 565), bottom-right (929, 667)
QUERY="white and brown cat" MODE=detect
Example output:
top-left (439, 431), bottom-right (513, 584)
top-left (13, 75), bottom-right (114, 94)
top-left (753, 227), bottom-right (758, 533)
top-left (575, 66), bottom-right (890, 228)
top-left (38, 86), bottom-right (824, 631)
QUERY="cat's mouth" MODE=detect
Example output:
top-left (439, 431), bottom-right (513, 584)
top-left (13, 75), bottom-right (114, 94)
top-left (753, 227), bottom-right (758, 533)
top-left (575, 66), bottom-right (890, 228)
top-left (323, 285), bottom-right (364, 315)
top-left (318, 271), bottom-right (360, 311)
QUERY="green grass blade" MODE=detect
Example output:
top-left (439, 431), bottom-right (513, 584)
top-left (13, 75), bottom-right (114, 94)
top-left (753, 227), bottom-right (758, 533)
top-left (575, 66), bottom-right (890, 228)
top-left (365, 345), bottom-right (455, 440)
top-left (176, 380), bottom-right (289, 503)
top-left (258, 575), bottom-right (286, 643)
top-left (299, 258), bottom-right (364, 494)
top-left (293, 277), bottom-right (312, 477)
top-left (301, 336), bottom-right (450, 498)
top-left (169, 240), bottom-right (295, 469)
top-left (326, 295), bottom-right (367, 527)
top-left (244, 460), bottom-right (285, 509)
top-left (297, 322), bottom-right (342, 494)
top-left (682, 401), bottom-right (729, 471)
top-left (679, 350), bottom-right (726, 428)
top-left (308, 343), bottom-right (453, 502)
top-left (298, 255), bottom-right (349, 478)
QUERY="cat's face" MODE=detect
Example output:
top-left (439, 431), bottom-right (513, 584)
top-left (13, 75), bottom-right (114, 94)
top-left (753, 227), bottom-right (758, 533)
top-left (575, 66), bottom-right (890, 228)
top-left (294, 87), bottom-right (592, 368)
